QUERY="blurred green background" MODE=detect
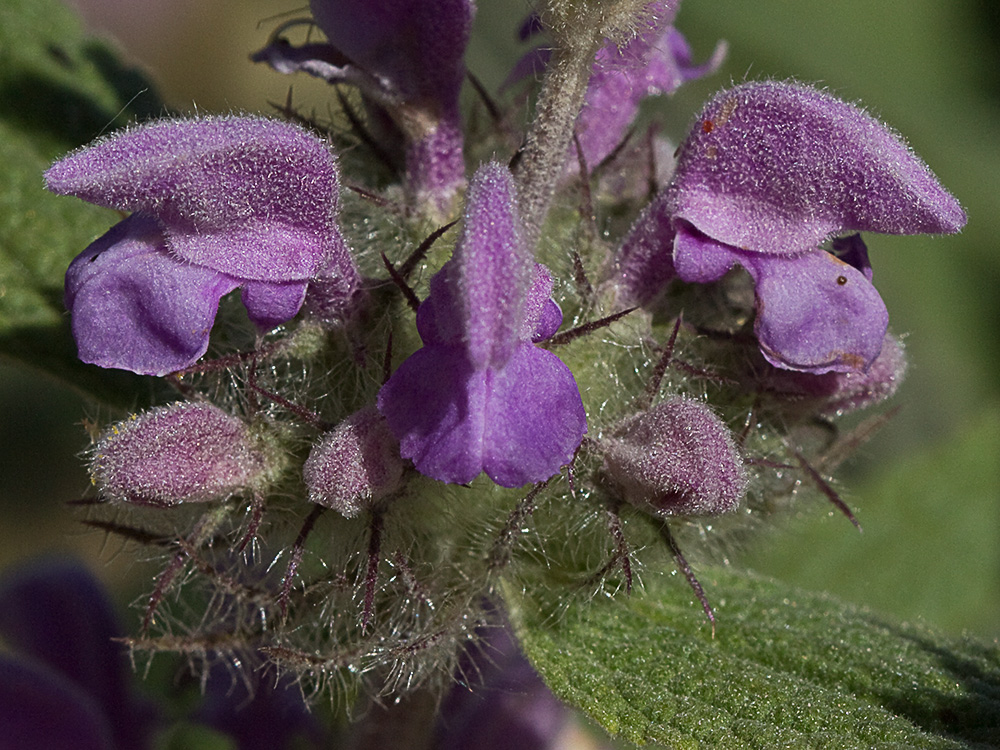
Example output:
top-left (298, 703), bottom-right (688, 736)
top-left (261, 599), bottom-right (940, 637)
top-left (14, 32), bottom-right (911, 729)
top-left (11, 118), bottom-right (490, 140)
top-left (1, 0), bottom-right (997, 638)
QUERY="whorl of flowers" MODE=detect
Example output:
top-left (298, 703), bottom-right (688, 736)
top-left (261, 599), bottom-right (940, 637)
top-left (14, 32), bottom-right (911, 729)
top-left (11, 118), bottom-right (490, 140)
top-left (43, 0), bottom-right (964, 713)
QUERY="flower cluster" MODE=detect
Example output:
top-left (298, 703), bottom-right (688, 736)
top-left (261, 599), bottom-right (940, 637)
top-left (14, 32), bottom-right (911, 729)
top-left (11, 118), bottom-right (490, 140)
top-left (45, 0), bottom-right (964, 730)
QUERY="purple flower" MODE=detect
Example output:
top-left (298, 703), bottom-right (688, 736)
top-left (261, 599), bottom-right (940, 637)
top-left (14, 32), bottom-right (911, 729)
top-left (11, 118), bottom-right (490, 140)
top-left (574, 0), bottom-right (725, 172)
top-left (436, 619), bottom-right (608, 750)
top-left (252, 0), bottom-right (474, 211)
top-left (509, 1), bottom-right (724, 174)
top-left (377, 163), bottom-right (587, 488)
top-left (46, 116), bottom-right (357, 376)
top-left (0, 558), bottom-right (160, 750)
top-left (614, 81), bottom-right (966, 373)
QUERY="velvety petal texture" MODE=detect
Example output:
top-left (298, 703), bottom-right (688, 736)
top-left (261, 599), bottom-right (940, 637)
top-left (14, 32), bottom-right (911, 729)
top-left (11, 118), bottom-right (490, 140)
top-left (614, 80), bottom-right (966, 373)
top-left (666, 81), bottom-right (967, 254)
top-left (378, 163), bottom-right (587, 487)
top-left (46, 116), bottom-right (357, 376)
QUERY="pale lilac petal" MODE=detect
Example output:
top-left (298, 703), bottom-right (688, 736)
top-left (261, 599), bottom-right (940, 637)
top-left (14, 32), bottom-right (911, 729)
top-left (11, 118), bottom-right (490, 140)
top-left (378, 346), bottom-right (488, 485)
top-left (241, 280), bottom-right (309, 331)
top-left (666, 81), bottom-right (967, 257)
top-left (742, 249), bottom-right (889, 373)
top-left (46, 116), bottom-right (346, 282)
top-left (482, 344), bottom-right (587, 488)
top-left (64, 214), bottom-right (239, 376)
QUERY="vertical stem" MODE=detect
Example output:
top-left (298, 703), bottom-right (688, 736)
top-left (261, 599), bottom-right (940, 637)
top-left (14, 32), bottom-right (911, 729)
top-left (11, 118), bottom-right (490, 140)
top-left (513, 39), bottom-right (602, 250)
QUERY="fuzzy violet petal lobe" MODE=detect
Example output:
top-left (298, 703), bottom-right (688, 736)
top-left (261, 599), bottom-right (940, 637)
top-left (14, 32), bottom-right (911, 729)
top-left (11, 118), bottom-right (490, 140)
top-left (45, 116), bottom-right (349, 283)
top-left (666, 80), bottom-right (967, 257)
top-left (64, 214), bottom-right (239, 377)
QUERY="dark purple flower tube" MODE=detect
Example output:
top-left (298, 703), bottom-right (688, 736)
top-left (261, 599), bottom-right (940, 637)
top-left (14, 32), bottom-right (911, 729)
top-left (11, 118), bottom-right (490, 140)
top-left (46, 116), bottom-right (358, 376)
top-left (614, 81), bottom-right (966, 374)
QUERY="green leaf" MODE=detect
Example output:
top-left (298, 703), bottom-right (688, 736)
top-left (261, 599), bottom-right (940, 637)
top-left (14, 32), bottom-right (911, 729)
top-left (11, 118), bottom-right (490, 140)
top-left (0, 0), bottom-right (163, 409)
top-left (504, 568), bottom-right (1000, 748)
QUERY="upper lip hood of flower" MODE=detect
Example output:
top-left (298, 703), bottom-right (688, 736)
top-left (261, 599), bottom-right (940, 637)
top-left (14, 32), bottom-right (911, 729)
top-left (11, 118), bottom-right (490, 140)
top-left (45, 116), bottom-right (349, 282)
top-left (666, 80), bottom-right (967, 256)
top-left (614, 80), bottom-right (966, 374)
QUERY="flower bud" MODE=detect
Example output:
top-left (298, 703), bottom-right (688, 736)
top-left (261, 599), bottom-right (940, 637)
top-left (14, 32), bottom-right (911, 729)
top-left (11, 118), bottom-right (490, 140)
top-left (91, 403), bottom-right (274, 506)
top-left (303, 406), bottom-right (404, 517)
top-left (758, 333), bottom-right (907, 418)
top-left (601, 396), bottom-right (746, 516)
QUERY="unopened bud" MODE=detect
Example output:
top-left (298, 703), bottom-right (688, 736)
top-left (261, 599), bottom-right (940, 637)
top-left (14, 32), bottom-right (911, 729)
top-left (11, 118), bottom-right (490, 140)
top-left (759, 333), bottom-right (907, 418)
top-left (303, 407), bottom-right (404, 517)
top-left (91, 403), bottom-right (274, 506)
top-left (601, 396), bottom-right (746, 516)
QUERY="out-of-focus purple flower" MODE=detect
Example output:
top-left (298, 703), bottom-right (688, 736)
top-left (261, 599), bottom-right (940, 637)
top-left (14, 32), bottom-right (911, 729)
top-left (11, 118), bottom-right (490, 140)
top-left (601, 396), bottom-right (746, 517)
top-left (508, 1), bottom-right (724, 175)
top-left (436, 618), bottom-right (609, 750)
top-left (46, 116), bottom-right (357, 376)
top-left (573, 0), bottom-right (725, 172)
top-left (377, 163), bottom-right (586, 488)
top-left (0, 558), bottom-right (160, 750)
top-left (91, 402), bottom-right (274, 507)
top-left (252, 0), bottom-right (475, 212)
top-left (615, 81), bottom-right (966, 374)
top-left (303, 405), bottom-right (405, 517)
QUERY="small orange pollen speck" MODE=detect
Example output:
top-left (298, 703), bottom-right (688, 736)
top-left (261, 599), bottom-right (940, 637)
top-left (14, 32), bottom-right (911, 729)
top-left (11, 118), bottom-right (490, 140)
top-left (702, 119), bottom-right (715, 134)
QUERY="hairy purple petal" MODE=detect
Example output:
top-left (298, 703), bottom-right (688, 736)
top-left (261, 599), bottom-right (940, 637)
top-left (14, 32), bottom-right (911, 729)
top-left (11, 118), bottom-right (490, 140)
top-left (665, 80), bottom-right (967, 256)
top-left (481, 344), bottom-right (587, 488)
top-left (573, 4), bottom-right (724, 171)
top-left (454, 163), bottom-right (533, 369)
top-left (240, 280), bottom-right (309, 331)
top-left (379, 346), bottom-right (487, 485)
top-left (64, 214), bottom-right (239, 376)
top-left (46, 116), bottom-right (347, 282)
top-left (745, 248), bottom-right (889, 373)
top-left (379, 163), bottom-right (586, 487)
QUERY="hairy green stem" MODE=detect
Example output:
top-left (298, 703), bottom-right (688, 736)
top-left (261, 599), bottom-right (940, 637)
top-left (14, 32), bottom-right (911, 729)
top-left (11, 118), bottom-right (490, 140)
top-left (513, 38), bottom-right (602, 250)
